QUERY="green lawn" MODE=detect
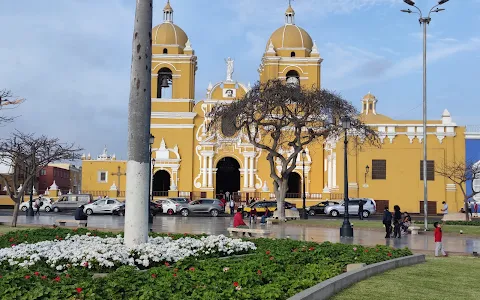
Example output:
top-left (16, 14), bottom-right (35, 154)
top-left (333, 256), bottom-right (480, 300)
top-left (289, 219), bottom-right (480, 235)
top-left (0, 225), bottom-right (34, 235)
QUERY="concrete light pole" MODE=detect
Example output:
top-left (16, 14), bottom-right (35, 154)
top-left (124, 0), bottom-right (153, 247)
top-left (401, 0), bottom-right (449, 231)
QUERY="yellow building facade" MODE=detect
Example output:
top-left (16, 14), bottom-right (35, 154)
top-left (81, 2), bottom-right (466, 214)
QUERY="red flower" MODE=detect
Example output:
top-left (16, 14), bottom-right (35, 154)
top-left (364, 249), bottom-right (369, 253)
top-left (24, 234), bottom-right (28, 237)
top-left (53, 276), bottom-right (61, 282)
top-left (387, 252), bottom-right (392, 257)
top-left (189, 267), bottom-right (195, 272)
top-left (76, 287), bottom-right (83, 294)
top-left (24, 275), bottom-right (31, 279)
top-left (173, 273), bottom-right (177, 277)
top-left (174, 268), bottom-right (178, 272)
top-left (257, 270), bottom-right (262, 275)
top-left (184, 233), bottom-right (187, 236)
top-left (55, 235), bottom-right (59, 239)
top-left (309, 247), bottom-right (315, 251)
top-left (151, 273), bottom-right (157, 278)
top-left (376, 249), bottom-right (379, 252)
top-left (9, 238), bottom-right (14, 242)
top-left (41, 275), bottom-right (47, 280)
top-left (265, 250), bottom-right (271, 255)
top-left (58, 238), bottom-right (63, 241)
top-left (0, 275), bottom-right (2, 278)
top-left (164, 262), bottom-right (170, 267)
top-left (11, 244), bottom-right (16, 247)
top-left (269, 256), bottom-right (274, 260)
top-left (233, 282), bottom-right (239, 287)
top-left (34, 272), bottom-right (40, 276)
top-left (65, 274), bottom-right (70, 278)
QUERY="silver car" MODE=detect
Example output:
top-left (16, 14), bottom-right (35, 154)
top-left (52, 194), bottom-right (93, 212)
top-left (83, 198), bottom-right (123, 215)
top-left (324, 198), bottom-right (377, 218)
top-left (179, 198), bottom-right (225, 217)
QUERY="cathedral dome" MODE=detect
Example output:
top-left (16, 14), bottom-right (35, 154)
top-left (152, 0), bottom-right (188, 47)
top-left (152, 23), bottom-right (188, 46)
top-left (268, 25), bottom-right (313, 51)
top-left (266, 4), bottom-right (313, 51)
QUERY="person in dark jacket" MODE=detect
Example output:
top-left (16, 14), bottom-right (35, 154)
top-left (75, 205), bottom-right (88, 221)
top-left (358, 200), bottom-right (364, 220)
top-left (382, 206), bottom-right (392, 238)
top-left (393, 205), bottom-right (402, 238)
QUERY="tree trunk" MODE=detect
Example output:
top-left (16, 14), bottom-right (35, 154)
top-left (275, 180), bottom-right (288, 221)
top-left (124, 0), bottom-right (153, 248)
top-left (465, 199), bottom-right (470, 221)
top-left (11, 202), bottom-right (20, 227)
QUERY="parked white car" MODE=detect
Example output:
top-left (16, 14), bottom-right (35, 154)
top-left (83, 198), bottom-right (123, 215)
top-left (324, 198), bottom-right (377, 218)
top-left (20, 198), bottom-right (53, 212)
top-left (162, 199), bottom-right (185, 215)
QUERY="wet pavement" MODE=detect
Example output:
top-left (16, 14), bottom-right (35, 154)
top-left (1, 213), bottom-right (479, 254)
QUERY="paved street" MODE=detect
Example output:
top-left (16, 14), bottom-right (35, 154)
top-left (1, 210), bottom-right (477, 254)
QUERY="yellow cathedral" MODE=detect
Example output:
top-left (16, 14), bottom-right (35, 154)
top-left (81, 2), bottom-right (466, 214)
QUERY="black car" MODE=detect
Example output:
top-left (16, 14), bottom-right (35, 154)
top-left (305, 201), bottom-right (339, 216)
top-left (112, 201), bottom-right (161, 216)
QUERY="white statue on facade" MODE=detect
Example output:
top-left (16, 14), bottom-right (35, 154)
top-left (225, 57), bottom-right (234, 81)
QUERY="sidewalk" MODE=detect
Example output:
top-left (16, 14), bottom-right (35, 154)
top-left (1, 215), bottom-right (479, 254)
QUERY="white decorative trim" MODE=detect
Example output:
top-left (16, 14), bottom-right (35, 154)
top-left (446, 184), bottom-right (456, 192)
top-left (151, 124), bottom-right (194, 129)
top-left (151, 112), bottom-right (197, 119)
top-left (348, 183), bottom-right (359, 190)
top-left (151, 73), bottom-right (181, 78)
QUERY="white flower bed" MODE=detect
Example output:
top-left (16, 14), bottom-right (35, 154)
top-left (0, 234), bottom-right (256, 270)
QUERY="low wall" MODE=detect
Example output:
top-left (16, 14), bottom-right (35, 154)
top-left (288, 254), bottom-right (425, 300)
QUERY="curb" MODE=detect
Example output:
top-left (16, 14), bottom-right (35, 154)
top-left (288, 254), bottom-right (425, 300)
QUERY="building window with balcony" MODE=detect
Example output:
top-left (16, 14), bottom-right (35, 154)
top-left (372, 159), bottom-right (386, 180)
top-left (98, 171), bottom-right (108, 183)
top-left (40, 169), bottom-right (46, 176)
top-left (420, 160), bottom-right (435, 181)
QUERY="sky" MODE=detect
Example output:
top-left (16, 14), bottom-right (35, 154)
top-left (0, 0), bottom-right (479, 159)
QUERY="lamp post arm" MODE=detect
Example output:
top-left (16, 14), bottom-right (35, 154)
top-left (428, 4), bottom-right (441, 18)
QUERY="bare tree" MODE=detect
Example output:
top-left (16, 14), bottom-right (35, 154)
top-left (436, 160), bottom-right (480, 221)
top-left (207, 80), bottom-right (377, 220)
top-left (0, 131), bottom-right (82, 226)
top-left (0, 89), bottom-right (25, 124)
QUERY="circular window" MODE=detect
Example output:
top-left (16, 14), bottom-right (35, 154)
top-left (221, 117), bottom-right (237, 137)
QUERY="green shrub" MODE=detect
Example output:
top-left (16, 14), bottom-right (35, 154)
top-left (0, 228), bottom-right (412, 300)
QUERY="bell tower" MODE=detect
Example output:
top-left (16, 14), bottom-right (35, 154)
top-left (151, 0), bottom-right (197, 109)
top-left (259, 3), bottom-right (322, 88)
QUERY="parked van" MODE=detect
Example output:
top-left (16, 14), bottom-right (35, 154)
top-left (51, 194), bottom-right (93, 212)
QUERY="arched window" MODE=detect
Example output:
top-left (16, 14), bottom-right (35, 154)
top-left (157, 67), bottom-right (173, 98)
top-left (286, 70), bottom-right (300, 86)
top-left (290, 51), bottom-right (296, 57)
top-left (163, 48), bottom-right (168, 54)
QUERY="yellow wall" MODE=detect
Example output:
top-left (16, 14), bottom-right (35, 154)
top-left (81, 160), bottom-right (127, 193)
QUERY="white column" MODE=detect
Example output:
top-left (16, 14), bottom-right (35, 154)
top-left (207, 155), bottom-right (213, 188)
top-left (249, 156), bottom-right (254, 188)
top-left (327, 153), bottom-right (332, 188)
top-left (332, 152), bottom-right (337, 187)
top-left (243, 156), bottom-right (248, 188)
top-left (202, 155), bottom-right (207, 187)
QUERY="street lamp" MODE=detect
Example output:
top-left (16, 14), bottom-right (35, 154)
top-left (148, 134), bottom-right (155, 224)
top-left (340, 116), bottom-right (353, 238)
top-left (364, 165), bottom-right (370, 184)
top-left (301, 149), bottom-right (308, 219)
top-left (401, 0), bottom-right (449, 231)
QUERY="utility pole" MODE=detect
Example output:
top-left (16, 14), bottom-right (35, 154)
top-left (124, 0), bottom-right (153, 247)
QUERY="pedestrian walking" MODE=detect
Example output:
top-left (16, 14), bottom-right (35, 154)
top-left (229, 198), bottom-right (235, 216)
top-left (434, 222), bottom-right (448, 257)
top-left (358, 200), bottom-right (364, 220)
top-left (393, 205), bottom-right (402, 238)
top-left (382, 206), bottom-right (392, 238)
top-left (225, 191), bottom-right (231, 202)
top-left (474, 201), bottom-right (478, 218)
top-left (34, 197), bottom-right (42, 216)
